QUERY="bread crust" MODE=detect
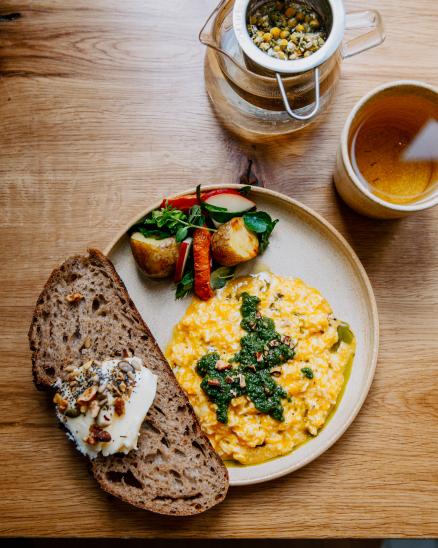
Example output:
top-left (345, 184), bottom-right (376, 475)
top-left (28, 248), bottom-right (229, 515)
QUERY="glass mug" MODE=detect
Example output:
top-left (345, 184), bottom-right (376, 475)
top-left (335, 81), bottom-right (438, 219)
top-left (200, 0), bottom-right (386, 134)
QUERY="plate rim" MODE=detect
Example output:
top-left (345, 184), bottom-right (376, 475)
top-left (104, 184), bottom-right (379, 485)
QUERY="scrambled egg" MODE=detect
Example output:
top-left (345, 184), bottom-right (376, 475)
top-left (165, 273), bottom-right (355, 464)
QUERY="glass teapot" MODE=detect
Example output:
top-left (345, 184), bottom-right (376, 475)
top-left (200, 0), bottom-right (386, 133)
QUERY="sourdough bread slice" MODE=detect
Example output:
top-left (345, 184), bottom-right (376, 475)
top-left (29, 248), bottom-right (228, 515)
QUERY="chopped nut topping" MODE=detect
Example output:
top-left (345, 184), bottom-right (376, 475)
top-left (131, 358), bottom-right (142, 371)
top-left (249, 321), bottom-right (256, 330)
top-left (225, 375), bottom-right (234, 384)
top-left (255, 311), bottom-right (261, 319)
top-left (94, 429), bottom-right (111, 443)
top-left (127, 371), bottom-right (135, 381)
top-left (255, 351), bottom-right (263, 362)
top-left (57, 399), bottom-right (69, 414)
top-left (281, 319), bottom-right (291, 327)
top-left (53, 393), bottom-right (62, 404)
top-left (270, 366), bottom-right (282, 377)
top-left (114, 397), bottom-right (125, 417)
top-left (84, 424), bottom-right (111, 445)
top-left (270, 340), bottom-right (279, 347)
top-left (215, 360), bottom-right (232, 371)
top-left (77, 385), bottom-right (98, 405)
top-left (119, 382), bottom-right (127, 392)
top-left (118, 361), bottom-right (134, 373)
top-left (67, 293), bottom-right (83, 303)
top-left (89, 400), bottom-right (100, 418)
top-left (83, 434), bottom-right (98, 446)
top-left (238, 374), bottom-right (246, 389)
top-left (264, 386), bottom-right (270, 394)
top-left (111, 382), bottom-right (122, 396)
top-left (264, 345), bottom-right (269, 351)
top-left (84, 337), bottom-right (91, 349)
top-left (64, 365), bottom-right (76, 373)
top-left (80, 403), bottom-right (88, 414)
top-left (290, 338), bottom-right (298, 348)
top-left (83, 360), bottom-right (93, 370)
top-left (208, 378), bottom-right (221, 386)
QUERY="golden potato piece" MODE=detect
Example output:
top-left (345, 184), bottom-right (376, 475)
top-left (130, 232), bottom-right (180, 278)
top-left (211, 217), bottom-right (259, 267)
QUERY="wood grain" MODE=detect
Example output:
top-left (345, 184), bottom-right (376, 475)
top-left (1, 0), bottom-right (438, 538)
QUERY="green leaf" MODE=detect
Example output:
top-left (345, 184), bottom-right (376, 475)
top-left (188, 205), bottom-right (201, 223)
top-left (239, 186), bottom-right (252, 197)
top-left (142, 217), bottom-right (157, 225)
top-left (243, 211), bottom-right (272, 233)
top-left (181, 269), bottom-right (194, 287)
top-left (196, 184), bottom-right (203, 207)
top-left (175, 284), bottom-right (189, 300)
top-left (210, 266), bottom-right (236, 290)
top-left (175, 269), bottom-right (194, 300)
top-left (258, 219), bottom-right (279, 254)
top-left (175, 226), bottom-right (189, 243)
top-left (138, 227), bottom-right (171, 240)
top-left (194, 214), bottom-right (206, 227)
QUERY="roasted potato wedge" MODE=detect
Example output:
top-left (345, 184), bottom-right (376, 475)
top-left (130, 232), bottom-right (181, 278)
top-left (211, 217), bottom-right (259, 267)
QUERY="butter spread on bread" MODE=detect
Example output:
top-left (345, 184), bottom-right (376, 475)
top-left (55, 356), bottom-right (157, 458)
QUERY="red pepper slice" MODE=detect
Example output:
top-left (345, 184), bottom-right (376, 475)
top-left (159, 194), bottom-right (205, 212)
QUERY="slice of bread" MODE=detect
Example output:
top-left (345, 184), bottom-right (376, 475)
top-left (28, 248), bottom-right (228, 515)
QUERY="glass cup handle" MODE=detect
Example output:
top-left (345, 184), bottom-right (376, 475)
top-left (276, 67), bottom-right (320, 120)
top-left (199, 0), bottom-right (227, 50)
top-left (342, 10), bottom-right (386, 59)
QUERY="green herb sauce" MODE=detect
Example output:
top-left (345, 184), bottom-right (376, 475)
top-left (196, 293), bottom-right (295, 424)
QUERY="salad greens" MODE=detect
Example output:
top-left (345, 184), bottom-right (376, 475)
top-left (131, 185), bottom-right (279, 300)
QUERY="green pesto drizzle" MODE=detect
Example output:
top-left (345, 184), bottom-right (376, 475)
top-left (196, 292), bottom-right (296, 424)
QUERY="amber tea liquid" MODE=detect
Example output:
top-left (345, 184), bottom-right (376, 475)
top-left (349, 95), bottom-right (438, 204)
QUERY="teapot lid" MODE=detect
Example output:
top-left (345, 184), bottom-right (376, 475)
top-left (233, 0), bottom-right (346, 74)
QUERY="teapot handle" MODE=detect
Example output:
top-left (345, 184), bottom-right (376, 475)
top-left (342, 10), bottom-right (386, 59)
top-left (276, 67), bottom-right (320, 121)
top-left (199, 0), bottom-right (227, 50)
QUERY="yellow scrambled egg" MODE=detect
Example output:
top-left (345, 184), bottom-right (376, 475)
top-left (165, 273), bottom-right (355, 464)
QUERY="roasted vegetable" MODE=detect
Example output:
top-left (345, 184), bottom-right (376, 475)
top-left (158, 194), bottom-right (205, 212)
top-left (193, 225), bottom-right (214, 301)
top-left (211, 217), bottom-right (259, 267)
top-left (130, 232), bottom-right (180, 278)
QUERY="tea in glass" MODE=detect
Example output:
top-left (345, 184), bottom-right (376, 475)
top-left (348, 94), bottom-right (438, 204)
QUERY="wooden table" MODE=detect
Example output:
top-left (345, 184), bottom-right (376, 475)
top-left (1, 0), bottom-right (438, 538)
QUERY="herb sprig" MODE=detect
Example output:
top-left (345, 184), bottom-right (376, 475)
top-left (134, 202), bottom-right (215, 243)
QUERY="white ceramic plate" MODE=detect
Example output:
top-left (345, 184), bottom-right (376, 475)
top-left (105, 185), bottom-right (379, 486)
